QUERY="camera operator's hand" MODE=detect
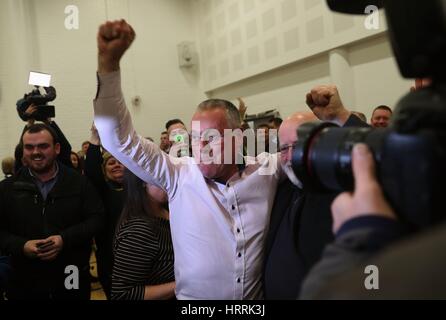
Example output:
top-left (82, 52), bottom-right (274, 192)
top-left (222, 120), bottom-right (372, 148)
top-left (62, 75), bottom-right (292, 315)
top-left (24, 103), bottom-right (37, 117)
top-left (331, 144), bottom-right (397, 234)
top-left (97, 19), bottom-right (136, 74)
top-left (24, 104), bottom-right (38, 127)
top-left (306, 85), bottom-right (351, 126)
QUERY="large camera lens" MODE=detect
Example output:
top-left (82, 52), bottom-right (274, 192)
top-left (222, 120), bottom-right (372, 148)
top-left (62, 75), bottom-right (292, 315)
top-left (292, 122), bottom-right (387, 192)
top-left (291, 121), bottom-right (445, 228)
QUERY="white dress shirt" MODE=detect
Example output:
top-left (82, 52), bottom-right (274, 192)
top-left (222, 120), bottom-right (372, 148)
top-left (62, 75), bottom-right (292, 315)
top-left (94, 71), bottom-right (283, 300)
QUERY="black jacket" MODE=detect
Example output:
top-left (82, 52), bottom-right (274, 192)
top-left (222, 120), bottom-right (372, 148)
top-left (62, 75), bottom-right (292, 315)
top-left (263, 114), bottom-right (370, 299)
top-left (84, 144), bottom-right (124, 297)
top-left (0, 163), bottom-right (104, 296)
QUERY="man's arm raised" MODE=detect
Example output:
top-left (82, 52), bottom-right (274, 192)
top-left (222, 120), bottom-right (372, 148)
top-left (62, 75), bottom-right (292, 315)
top-left (94, 20), bottom-right (179, 199)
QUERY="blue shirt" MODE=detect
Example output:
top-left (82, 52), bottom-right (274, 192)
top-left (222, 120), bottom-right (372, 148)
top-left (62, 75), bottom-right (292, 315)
top-left (29, 163), bottom-right (59, 201)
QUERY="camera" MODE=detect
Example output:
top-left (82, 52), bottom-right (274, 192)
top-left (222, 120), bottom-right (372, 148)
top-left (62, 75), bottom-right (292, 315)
top-left (292, 0), bottom-right (446, 229)
top-left (16, 72), bottom-right (56, 122)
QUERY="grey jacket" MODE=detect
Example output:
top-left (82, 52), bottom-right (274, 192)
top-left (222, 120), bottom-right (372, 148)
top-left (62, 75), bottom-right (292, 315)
top-left (297, 216), bottom-right (443, 299)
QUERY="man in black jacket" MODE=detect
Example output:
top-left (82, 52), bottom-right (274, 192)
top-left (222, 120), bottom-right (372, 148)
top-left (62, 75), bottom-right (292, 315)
top-left (264, 85), bottom-right (369, 299)
top-left (0, 124), bottom-right (104, 300)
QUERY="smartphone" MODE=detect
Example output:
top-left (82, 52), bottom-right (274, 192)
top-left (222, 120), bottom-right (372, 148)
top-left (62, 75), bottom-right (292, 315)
top-left (29, 71), bottom-right (52, 87)
top-left (37, 241), bottom-right (54, 251)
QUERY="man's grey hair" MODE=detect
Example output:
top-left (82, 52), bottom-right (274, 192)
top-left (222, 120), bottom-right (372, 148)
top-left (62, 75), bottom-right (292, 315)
top-left (196, 99), bottom-right (241, 129)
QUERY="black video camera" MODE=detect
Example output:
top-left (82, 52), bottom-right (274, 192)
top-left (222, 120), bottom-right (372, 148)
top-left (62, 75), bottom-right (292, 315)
top-left (17, 86), bottom-right (56, 122)
top-left (292, 0), bottom-right (446, 229)
top-left (17, 71), bottom-right (57, 122)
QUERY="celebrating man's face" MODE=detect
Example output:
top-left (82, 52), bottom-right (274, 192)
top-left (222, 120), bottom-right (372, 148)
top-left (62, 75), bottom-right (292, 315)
top-left (22, 130), bottom-right (60, 174)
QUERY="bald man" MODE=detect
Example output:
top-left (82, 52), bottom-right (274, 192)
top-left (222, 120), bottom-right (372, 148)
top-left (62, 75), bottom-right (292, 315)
top-left (263, 99), bottom-right (368, 299)
top-left (276, 112), bottom-right (317, 188)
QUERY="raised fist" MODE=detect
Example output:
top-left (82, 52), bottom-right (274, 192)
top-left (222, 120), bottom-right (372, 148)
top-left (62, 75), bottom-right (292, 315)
top-left (306, 85), bottom-right (351, 125)
top-left (97, 19), bottom-right (136, 73)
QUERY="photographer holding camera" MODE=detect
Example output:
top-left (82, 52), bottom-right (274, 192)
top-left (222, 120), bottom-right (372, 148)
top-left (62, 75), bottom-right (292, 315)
top-left (300, 142), bottom-right (446, 299)
top-left (16, 85), bottom-right (56, 123)
top-left (14, 85), bottom-right (74, 171)
top-left (296, 0), bottom-right (446, 299)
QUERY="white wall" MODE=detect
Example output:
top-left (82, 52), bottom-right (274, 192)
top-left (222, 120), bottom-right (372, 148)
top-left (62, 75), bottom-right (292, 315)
top-left (349, 35), bottom-right (412, 117)
top-left (209, 33), bottom-right (412, 122)
top-left (208, 53), bottom-right (331, 117)
top-left (192, 0), bottom-right (387, 92)
top-left (0, 0), bottom-right (415, 160)
top-left (192, 0), bottom-right (411, 122)
top-left (0, 0), bottom-right (205, 159)
top-left (0, 1), bottom-right (12, 158)
top-left (0, 0), bottom-right (40, 158)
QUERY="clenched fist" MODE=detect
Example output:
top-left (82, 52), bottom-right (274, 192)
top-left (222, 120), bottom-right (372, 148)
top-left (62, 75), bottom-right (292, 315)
top-left (306, 85), bottom-right (351, 126)
top-left (97, 19), bottom-right (136, 74)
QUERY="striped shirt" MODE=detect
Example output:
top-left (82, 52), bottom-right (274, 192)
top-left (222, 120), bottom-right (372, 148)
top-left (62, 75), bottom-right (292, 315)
top-left (111, 217), bottom-right (174, 300)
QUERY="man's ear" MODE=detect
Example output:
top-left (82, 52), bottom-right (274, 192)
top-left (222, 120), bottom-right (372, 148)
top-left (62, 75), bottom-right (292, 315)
top-left (54, 143), bottom-right (61, 155)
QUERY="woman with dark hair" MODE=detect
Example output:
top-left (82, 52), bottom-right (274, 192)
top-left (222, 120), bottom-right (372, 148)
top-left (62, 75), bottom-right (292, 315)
top-left (111, 169), bottom-right (175, 300)
top-left (70, 151), bottom-right (83, 174)
top-left (84, 125), bottom-right (125, 299)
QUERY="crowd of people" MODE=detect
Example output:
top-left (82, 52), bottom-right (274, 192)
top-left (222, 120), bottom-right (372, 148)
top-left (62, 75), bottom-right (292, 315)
top-left (0, 19), bottom-right (439, 301)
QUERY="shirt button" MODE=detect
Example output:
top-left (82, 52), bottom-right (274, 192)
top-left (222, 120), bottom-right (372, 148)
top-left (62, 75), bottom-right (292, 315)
top-left (232, 205), bottom-right (236, 210)
top-left (238, 253), bottom-right (242, 258)
top-left (237, 228), bottom-right (240, 233)
top-left (237, 278), bottom-right (241, 283)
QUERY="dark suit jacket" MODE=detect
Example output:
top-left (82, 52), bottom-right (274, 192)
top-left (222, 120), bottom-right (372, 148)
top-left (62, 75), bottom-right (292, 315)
top-left (263, 114), bottom-right (370, 299)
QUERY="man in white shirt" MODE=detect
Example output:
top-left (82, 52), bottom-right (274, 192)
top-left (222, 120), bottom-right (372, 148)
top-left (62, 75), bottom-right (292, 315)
top-left (94, 20), bottom-right (282, 300)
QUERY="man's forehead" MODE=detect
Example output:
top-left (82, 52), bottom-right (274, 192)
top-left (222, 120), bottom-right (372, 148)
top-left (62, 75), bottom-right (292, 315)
top-left (373, 109), bottom-right (392, 116)
top-left (170, 123), bottom-right (185, 130)
top-left (168, 123), bottom-right (186, 134)
top-left (191, 109), bottom-right (228, 131)
top-left (279, 123), bottom-right (298, 145)
top-left (23, 130), bottom-right (52, 143)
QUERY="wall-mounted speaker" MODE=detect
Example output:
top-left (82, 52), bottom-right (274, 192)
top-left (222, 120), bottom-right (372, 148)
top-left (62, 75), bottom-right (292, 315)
top-left (177, 41), bottom-right (197, 68)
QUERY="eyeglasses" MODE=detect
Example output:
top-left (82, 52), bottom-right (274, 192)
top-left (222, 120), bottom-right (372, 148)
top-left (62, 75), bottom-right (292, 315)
top-left (191, 132), bottom-right (225, 145)
top-left (279, 142), bottom-right (298, 155)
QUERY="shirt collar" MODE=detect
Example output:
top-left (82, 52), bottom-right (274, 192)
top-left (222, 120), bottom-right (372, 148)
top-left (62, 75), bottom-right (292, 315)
top-left (29, 162), bottom-right (59, 183)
